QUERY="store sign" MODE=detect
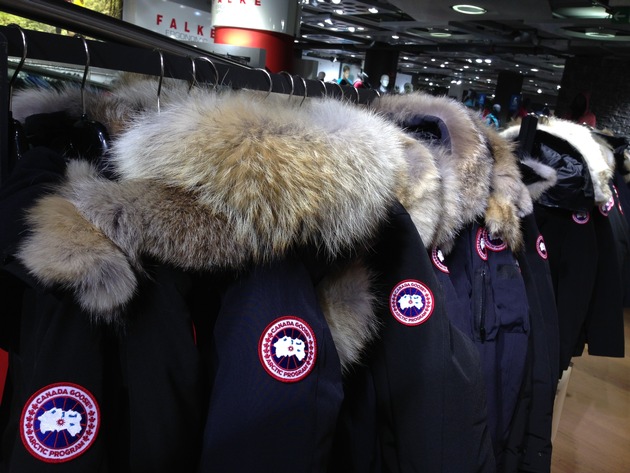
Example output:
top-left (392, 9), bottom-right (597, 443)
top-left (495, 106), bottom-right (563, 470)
top-left (122, 0), bottom-right (215, 46)
top-left (211, 0), bottom-right (299, 35)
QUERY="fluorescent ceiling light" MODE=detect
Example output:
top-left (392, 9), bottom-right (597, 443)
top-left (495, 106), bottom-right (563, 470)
top-left (368, 7), bottom-right (378, 14)
top-left (430, 32), bottom-right (452, 37)
top-left (452, 4), bottom-right (487, 15)
top-left (554, 7), bottom-right (609, 19)
top-left (585, 31), bottom-right (615, 38)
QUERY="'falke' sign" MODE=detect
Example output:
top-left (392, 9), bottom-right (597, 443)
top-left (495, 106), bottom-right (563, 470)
top-left (123, 0), bottom-right (215, 45)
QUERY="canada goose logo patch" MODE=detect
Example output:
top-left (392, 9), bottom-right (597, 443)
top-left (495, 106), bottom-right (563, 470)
top-left (476, 227), bottom-right (488, 261)
top-left (431, 247), bottom-right (449, 273)
top-left (536, 234), bottom-right (548, 260)
top-left (259, 317), bottom-right (317, 383)
top-left (572, 211), bottom-right (590, 224)
top-left (20, 383), bottom-right (100, 463)
top-left (389, 280), bottom-right (434, 326)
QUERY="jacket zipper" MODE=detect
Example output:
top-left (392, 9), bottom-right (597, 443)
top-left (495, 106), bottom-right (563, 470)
top-left (478, 269), bottom-right (487, 343)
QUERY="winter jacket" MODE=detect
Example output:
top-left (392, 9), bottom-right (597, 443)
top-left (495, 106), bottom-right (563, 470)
top-left (2, 82), bottom-right (495, 472)
top-left (371, 93), bottom-right (536, 471)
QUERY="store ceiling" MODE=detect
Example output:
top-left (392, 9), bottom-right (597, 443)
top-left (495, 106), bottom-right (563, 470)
top-left (296, 0), bottom-right (630, 99)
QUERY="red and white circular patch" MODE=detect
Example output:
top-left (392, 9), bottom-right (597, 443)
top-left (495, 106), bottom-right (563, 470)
top-left (259, 316), bottom-right (317, 383)
top-left (20, 383), bottom-right (100, 463)
top-left (475, 227), bottom-right (488, 261)
top-left (389, 279), bottom-right (434, 326)
top-left (483, 229), bottom-right (508, 252)
top-left (431, 247), bottom-right (449, 274)
top-left (599, 196), bottom-right (615, 217)
top-left (536, 234), bottom-right (548, 260)
top-left (572, 211), bottom-right (590, 224)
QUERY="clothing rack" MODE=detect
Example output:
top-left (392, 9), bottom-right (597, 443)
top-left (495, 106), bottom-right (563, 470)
top-left (0, 2), bottom-right (379, 183)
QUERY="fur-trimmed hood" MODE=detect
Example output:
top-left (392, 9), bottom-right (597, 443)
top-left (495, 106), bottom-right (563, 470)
top-left (371, 92), bottom-right (525, 252)
top-left (503, 117), bottom-right (613, 205)
top-left (476, 120), bottom-right (530, 251)
top-left (14, 83), bottom-right (437, 372)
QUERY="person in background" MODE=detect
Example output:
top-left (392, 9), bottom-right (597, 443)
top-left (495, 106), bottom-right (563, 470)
top-left (485, 103), bottom-right (501, 129)
top-left (378, 74), bottom-right (390, 94)
top-left (463, 89), bottom-right (477, 108)
top-left (404, 82), bottom-right (413, 94)
top-left (568, 91), bottom-right (596, 127)
top-left (317, 71), bottom-right (326, 81)
top-left (338, 65), bottom-right (352, 86)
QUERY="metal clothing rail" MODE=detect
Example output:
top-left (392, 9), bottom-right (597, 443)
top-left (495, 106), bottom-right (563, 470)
top-left (0, 4), bottom-right (379, 182)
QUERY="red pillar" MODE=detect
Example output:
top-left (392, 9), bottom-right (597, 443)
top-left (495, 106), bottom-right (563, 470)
top-left (212, 0), bottom-right (298, 73)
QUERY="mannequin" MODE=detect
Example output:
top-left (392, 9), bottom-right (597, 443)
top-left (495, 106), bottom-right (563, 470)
top-left (378, 74), bottom-right (390, 94)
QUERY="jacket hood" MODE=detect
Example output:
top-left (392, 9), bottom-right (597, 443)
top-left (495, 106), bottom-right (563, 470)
top-left (477, 120), bottom-right (530, 250)
top-left (16, 84), bottom-right (439, 373)
top-left (503, 117), bottom-right (613, 205)
top-left (371, 93), bottom-right (498, 252)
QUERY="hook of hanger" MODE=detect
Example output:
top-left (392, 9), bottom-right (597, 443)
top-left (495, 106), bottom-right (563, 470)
top-left (154, 49), bottom-right (164, 113)
top-left (75, 34), bottom-right (91, 117)
top-left (196, 56), bottom-right (219, 91)
top-left (7, 24), bottom-right (27, 112)
top-left (188, 56), bottom-right (196, 93)
top-left (352, 85), bottom-right (360, 104)
top-left (298, 76), bottom-right (308, 107)
top-left (278, 71), bottom-right (294, 100)
top-left (373, 88), bottom-right (381, 99)
top-left (255, 68), bottom-right (273, 99)
top-left (318, 80), bottom-right (327, 98)
top-left (333, 82), bottom-right (344, 101)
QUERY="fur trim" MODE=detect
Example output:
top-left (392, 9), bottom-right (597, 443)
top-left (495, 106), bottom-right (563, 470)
top-left (478, 122), bottom-right (530, 251)
top-left (17, 189), bottom-right (136, 322)
top-left (11, 77), bottom-right (192, 137)
top-left (371, 92), bottom-right (493, 251)
top-left (316, 260), bottom-right (380, 373)
top-left (100, 91), bottom-right (404, 262)
top-left (519, 158), bottom-right (558, 202)
top-left (537, 118), bottom-right (613, 204)
top-left (394, 135), bottom-right (442, 246)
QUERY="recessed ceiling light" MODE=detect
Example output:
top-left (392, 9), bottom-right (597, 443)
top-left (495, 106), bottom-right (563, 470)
top-left (392, 35), bottom-right (400, 39)
top-left (317, 22), bottom-right (324, 27)
top-left (530, 68), bottom-right (539, 72)
top-left (430, 32), bottom-right (452, 37)
top-left (348, 26), bottom-right (355, 32)
top-left (537, 89), bottom-right (542, 94)
top-left (452, 4), bottom-right (487, 15)
top-left (484, 59), bottom-right (491, 63)
top-left (475, 58), bottom-right (483, 63)
top-left (403, 56), bottom-right (409, 60)
top-left (334, 9), bottom-right (343, 14)
top-left (357, 27), bottom-right (365, 31)
top-left (552, 64), bottom-right (565, 68)
top-left (431, 58), bottom-right (436, 62)
top-left (368, 7), bottom-right (378, 13)
top-left (331, 0), bottom-right (341, 4)
top-left (324, 18), bottom-right (333, 25)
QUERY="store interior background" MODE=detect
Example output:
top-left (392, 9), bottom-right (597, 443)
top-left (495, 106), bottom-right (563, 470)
top-left (5, 0), bottom-right (630, 132)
